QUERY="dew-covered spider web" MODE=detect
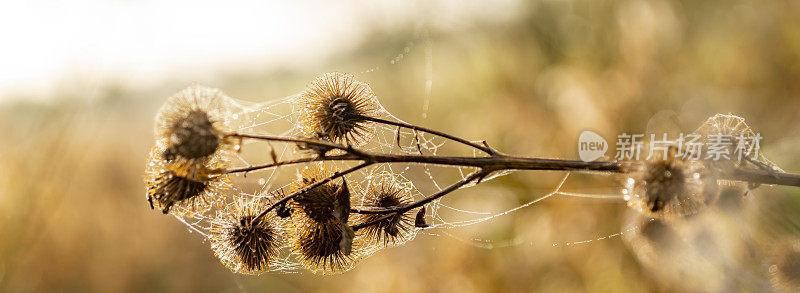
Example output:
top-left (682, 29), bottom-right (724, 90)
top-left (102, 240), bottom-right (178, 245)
top-left (162, 33), bottom-right (786, 274)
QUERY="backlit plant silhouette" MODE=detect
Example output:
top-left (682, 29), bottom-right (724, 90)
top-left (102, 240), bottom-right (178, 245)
top-left (144, 72), bottom-right (800, 277)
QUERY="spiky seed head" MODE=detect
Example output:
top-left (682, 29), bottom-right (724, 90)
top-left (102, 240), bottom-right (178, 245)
top-left (210, 198), bottom-right (282, 275)
top-left (296, 72), bottom-right (379, 147)
top-left (164, 110), bottom-right (220, 160)
top-left (155, 85), bottom-right (234, 163)
top-left (623, 146), bottom-right (720, 218)
top-left (355, 172), bottom-right (417, 247)
top-left (293, 218), bottom-right (356, 274)
top-left (290, 165), bottom-right (351, 224)
top-left (288, 164), bottom-right (360, 274)
top-left (694, 114), bottom-right (755, 162)
top-left (144, 145), bottom-right (227, 216)
top-left (693, 113), bottom-right (778, 194)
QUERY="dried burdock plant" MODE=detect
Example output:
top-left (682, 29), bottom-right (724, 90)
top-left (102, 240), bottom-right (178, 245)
top-left (210, 197), bottom-right (283, 275)
top-left (287, 164), bottom-right (360, 274)
top-left (144, 144), bottom-right (228, 215)
top-left (623, 146), bottom-right (720, 218)
top-left (296, 72), bottom-right (379, 147)
top-left (155, 85), bottom-right (236, 166)
top-left (355, 172), bottom-right (417, 247)
top-left (144, 72), bottom-right (800, 275)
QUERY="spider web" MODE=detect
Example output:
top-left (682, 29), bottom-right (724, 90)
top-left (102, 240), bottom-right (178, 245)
top-left (167, 77), bottom-right (795, 275)
top-left (162, 34), bottom-right (690, 273)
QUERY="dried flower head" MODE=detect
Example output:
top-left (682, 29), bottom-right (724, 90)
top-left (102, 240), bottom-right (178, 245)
top-left (296, 72), bottom-right (379, 147)
top-left (694, 114), bottom-right (755, 161)
top-left (155, 85), bottom-right (234, 164)
top-left (693, 113), bottom-right (778, 191)
top-left (144, 145), bottom-right (227, 215)
top-left (288, 164), bottom-right (360, 274)
top-left (355, 172), bottom-right (417, 246)
top-left (623, 146), bottom-right (720, 218)
top-left (210, 197), bottom-right (283, 275)
top-left (770, 240), bottom-right (800, 292)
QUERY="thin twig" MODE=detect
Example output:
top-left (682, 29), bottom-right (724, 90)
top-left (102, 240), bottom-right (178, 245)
top-left (723, 167), bottom-right (800, 187)
top-left (351, 170), bottom-right (486, 217)
top-left (253, 162), bottom-right (371, 223)
top-left (351, 214), bottom-right (395, 232)
top-left (227, 131), bottom-right (800, 230)
top-left (359, 115), bottom-right (498, 155)
top-left (226, 133), bottom-right (363, 155)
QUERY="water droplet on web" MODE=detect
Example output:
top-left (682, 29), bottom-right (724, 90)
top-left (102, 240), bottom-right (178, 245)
top-left (258, 178), bottom-right (266, 185)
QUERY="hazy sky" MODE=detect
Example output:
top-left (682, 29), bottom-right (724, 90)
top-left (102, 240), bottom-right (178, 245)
top-left (0, 0), bottom-right (520, 101)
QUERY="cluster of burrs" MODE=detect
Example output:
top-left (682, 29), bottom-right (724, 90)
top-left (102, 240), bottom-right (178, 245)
top-left (144, 73), bottom-right (800, 278)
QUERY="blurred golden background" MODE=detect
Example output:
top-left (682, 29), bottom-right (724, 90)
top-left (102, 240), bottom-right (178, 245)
top-left (2, 0), bottom-right (800, 292)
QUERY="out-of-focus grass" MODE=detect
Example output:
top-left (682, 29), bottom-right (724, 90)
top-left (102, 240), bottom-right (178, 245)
top-left (2, 0), bottom-right (800, 292)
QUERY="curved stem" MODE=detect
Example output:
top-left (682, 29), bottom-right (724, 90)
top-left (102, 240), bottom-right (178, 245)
top-left (226, 133), bottom-right (363, 155)
top-left (226, 154), bottom-right (355, 174)
top-left (723, 167), bottom-right (800, 187)
top-left (351, 170), bottom-right (485, 216)
top-left (359, 115), bottom-right (498, 155)
top-left (351, 214), bottom-right (395, 232)
top-left (253, 162), bottom-right (371, 223)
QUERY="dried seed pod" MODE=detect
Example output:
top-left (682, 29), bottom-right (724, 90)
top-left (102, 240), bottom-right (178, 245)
top-left (355, 172), bottom-right (417, 246)
top-left (288, 164), bottom-right (360, 274)
top-left (623, 147), bottom-right (720, 218)
top-left (694, 114), bottom-right (780, 173)
top-left (155, 85), bottom-right (235, 165)
top-left (210, 197), bottom-right (283, 275)
top-left (144, 145), bottom-right (228, 216)
top-left (296, 72), bottom-right (379, 147)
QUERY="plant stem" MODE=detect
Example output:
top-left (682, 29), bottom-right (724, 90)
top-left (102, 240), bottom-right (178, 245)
top-left (359, 115), bottom-right (498, 155)
top-left (226, 133), bottom-right (800, 188)
top-left (253, 162), bottom-right (371, 223)
top-left (229, 132), bottom-right (800, 229)
top-left (351, 170), bottom-right (485, 219)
